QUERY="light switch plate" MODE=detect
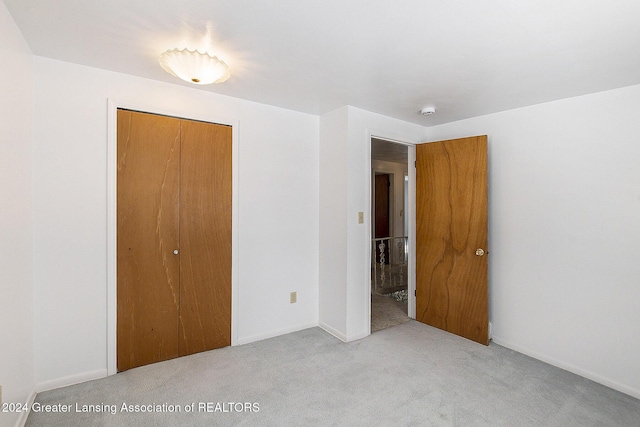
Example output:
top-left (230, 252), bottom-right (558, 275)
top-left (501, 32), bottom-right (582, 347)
top-left (358, 212), bottom-right (364, 224)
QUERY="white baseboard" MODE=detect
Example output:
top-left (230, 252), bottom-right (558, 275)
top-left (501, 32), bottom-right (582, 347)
top-left (491, 335), bottom-right (640, 400)
top-left (344, 330), bottom-right (369, 342)
top-left (318, 322), bottom-right (370, 343)
top-left (14, 387), bottom-right (36, 427)
top-left (235, 322), bottom-right (318, 346)
top-left (35, 369), bottom-right (108, 394)
top-left (318, 322), bottom-right (347, 342)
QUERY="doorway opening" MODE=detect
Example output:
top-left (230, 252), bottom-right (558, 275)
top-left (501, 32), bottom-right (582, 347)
top-left (370, 137), bottom-right (411, 332)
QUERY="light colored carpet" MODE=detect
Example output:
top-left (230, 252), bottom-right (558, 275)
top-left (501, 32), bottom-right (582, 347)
top-left (371, 292), bottom-right (410, 332)
top-left (26, 322), bottom-right (640, 426)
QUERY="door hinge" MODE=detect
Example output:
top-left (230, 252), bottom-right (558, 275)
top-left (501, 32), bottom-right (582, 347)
top-left (414, 290), bottom-right (417, 296)
top-left (414, 160), bottom-right (416, 168)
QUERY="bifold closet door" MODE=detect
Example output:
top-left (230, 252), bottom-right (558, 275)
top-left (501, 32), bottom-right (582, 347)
top-left (178, 119), bottom-right (232, 356)
top-left (117, 110), bottom-right (232, 372)
top-left (117, 110), bottom-right (181, 371)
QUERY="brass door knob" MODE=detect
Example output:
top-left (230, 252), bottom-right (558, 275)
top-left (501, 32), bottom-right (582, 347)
top-left (475, 248), bottom-right (485, 256)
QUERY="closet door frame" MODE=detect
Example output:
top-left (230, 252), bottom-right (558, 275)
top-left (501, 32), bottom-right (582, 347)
top-left (106, 99), bottom-right (239, 376)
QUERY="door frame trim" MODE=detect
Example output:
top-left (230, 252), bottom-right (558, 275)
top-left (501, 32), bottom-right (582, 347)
top-left (106, 99), bottom-right (240, 375)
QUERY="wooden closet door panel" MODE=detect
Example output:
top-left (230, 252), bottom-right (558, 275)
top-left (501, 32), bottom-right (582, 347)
top-left (117, 110), bottom-right (181, 371)
top-left (178, 119), bottom-right (232, 356)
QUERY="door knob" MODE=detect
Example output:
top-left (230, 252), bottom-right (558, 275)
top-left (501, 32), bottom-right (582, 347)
top-left (173, 249), bottom-right (179, 255)
top-left (475, 248), bottom-right (485, 256)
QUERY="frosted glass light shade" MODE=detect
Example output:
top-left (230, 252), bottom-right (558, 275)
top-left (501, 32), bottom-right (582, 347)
top-left (159, 48), bottom-right (231, 85)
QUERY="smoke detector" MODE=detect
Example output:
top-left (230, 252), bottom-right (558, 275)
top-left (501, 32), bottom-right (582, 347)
top-left (420, 106), bottom-right (436, 116)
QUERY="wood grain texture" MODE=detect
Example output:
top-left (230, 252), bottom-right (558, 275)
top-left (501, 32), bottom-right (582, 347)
top-left (178, 119), bottom-right (232, 356)
top-left (375, 174), bottom-right (390, 238)
top-left (415, 135), bottom-right (488, 345)
top-left (117, 110), bottom-right (181, 371)
top-left (374, 173), bottom-right (390, 262)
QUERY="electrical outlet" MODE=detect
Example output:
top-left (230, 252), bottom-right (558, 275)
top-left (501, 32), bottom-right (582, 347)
top-left (358, 212), bottom-right (364, 224)
top-left (290, 291), bottom-right (297, 304)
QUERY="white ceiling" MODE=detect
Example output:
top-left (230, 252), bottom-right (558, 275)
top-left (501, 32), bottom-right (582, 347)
top-left (5, 0), bottom-right (640, 126)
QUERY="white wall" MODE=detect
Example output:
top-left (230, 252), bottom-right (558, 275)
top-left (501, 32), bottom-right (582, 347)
top-left (31, 57), bottom-right (319, 387)
top-left (0, 4), bottom-right (34, 427)
top-left (318, 106), bottom-right (426, 341)
top-left (318, 107), bottom-right (349, 338)
top-left (424, 84), bottom-right (640, 398)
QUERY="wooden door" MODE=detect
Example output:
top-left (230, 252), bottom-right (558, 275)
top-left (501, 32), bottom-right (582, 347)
top-left (178, 119), bottom-right (232, 356)
top-left (374, 173), bottom-right (390, 262)
top-left (117, 110), bottom-right (232, 371)
top-left (117, 110), bottom-right (181, 371)
top-left (415, 136), bottom-right (488, 345)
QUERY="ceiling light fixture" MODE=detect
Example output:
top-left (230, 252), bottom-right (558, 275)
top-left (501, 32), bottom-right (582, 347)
top-left (159, 48), bottom-right (231, 85)
top-left (420, 106), bottom-right (436, 116)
